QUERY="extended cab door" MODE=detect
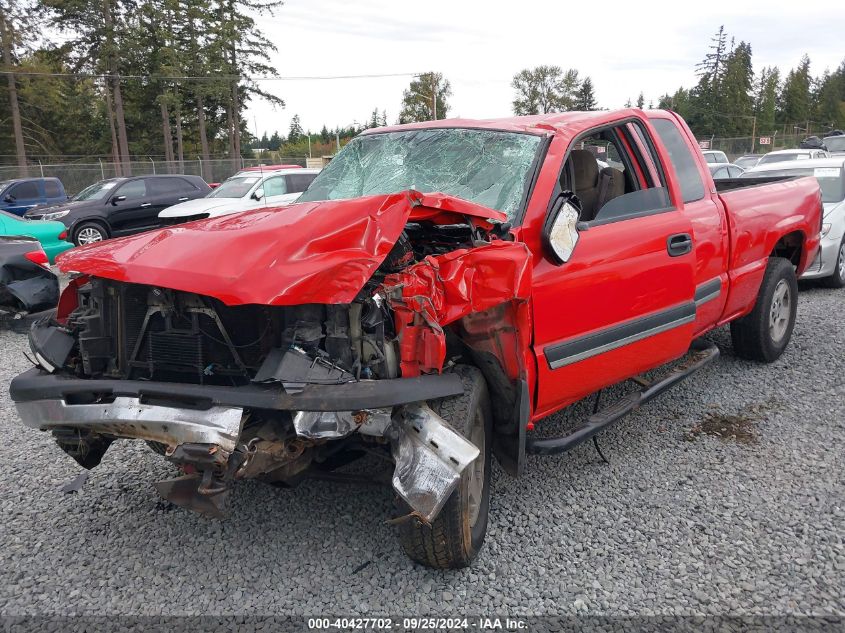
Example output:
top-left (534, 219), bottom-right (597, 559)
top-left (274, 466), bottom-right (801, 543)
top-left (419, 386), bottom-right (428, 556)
top-left (648, 113), bottom-right (730, 335)
top-left (532, 117), bottom-right (697, 418)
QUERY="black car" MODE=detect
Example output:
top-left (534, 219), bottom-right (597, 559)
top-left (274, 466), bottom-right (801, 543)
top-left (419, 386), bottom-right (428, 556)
top-left (25, 175), bottom-right (211, 246)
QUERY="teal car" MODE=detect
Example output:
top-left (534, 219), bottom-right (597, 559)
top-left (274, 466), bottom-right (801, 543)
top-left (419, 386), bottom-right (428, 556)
top-left (0, 210), bottom-right (73, 263)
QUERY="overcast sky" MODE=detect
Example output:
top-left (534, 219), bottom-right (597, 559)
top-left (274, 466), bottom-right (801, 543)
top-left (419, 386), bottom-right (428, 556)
top-left (245, 0), bottom-right (845, 138)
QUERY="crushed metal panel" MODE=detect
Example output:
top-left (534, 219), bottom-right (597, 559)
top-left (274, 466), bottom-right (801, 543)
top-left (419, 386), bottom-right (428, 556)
top-left (292, 410), bottom-right (358, 439)
top-left (15, 397), bottom-right (244, 453)
top-left (390, 403), bottom-right (480, 522)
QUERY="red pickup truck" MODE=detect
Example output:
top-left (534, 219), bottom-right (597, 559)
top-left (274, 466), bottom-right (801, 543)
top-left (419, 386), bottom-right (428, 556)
top-left (11, 109), bottom-right (821, 569)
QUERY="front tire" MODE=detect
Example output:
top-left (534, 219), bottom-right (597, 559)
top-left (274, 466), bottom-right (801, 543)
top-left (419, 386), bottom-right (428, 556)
top-left (397, 365), bottom-right (492, 569)
top-left (730, 256), bottom-right (798, 362)
top-left (821, 238), bottom-right (845, 289)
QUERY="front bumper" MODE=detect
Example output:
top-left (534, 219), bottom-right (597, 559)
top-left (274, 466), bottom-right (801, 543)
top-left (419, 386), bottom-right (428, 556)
top-left (11, 368), bottom-right (472, 521)
top-left (10, 367), bottom-right (464, 414)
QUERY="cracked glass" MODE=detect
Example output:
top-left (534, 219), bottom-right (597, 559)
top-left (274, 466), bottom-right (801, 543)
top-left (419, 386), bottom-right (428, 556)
top-left (299, 128), bottom-right (543, 222)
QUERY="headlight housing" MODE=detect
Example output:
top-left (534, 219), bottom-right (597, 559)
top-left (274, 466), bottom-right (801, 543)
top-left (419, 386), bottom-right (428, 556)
top-left (821, 223), bottom-right (832, 238)
top-left (41, 209), bottom-right (70, 221)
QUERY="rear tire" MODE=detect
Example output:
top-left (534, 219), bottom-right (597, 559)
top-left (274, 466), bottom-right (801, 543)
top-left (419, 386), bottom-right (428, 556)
top-left (821, 238), bottom-right (845, 289)
top-left (730, 257), bottom-right (798, 362)
top-left (73, 221), bottom-right (109, 246)
top-left (397, 365), bottom-right (492, 569)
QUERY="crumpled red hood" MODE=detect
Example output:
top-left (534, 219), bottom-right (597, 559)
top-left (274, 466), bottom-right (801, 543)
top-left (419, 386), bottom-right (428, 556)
top-left (57, 190), bottom-right (506, 306)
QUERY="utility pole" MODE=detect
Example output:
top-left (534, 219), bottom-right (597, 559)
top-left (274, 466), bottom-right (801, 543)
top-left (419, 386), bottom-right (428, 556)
top-left (750, 115), bottom-right (756, 154)
top-left (431, 74), bottom-right (437, 120)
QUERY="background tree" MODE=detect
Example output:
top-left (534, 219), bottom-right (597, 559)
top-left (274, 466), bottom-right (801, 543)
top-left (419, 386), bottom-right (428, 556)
top-left (635, 92), bottom-right (645, 109)
top-left (754, 66), bottom-right (780, 133)
top-left (812, 62), bottom-right (844, 129)
top-left (720, 41), bottom-right (754, 136)
top-left (0, 0), bottom-right (38, 175)
top-left (574, 77), bottom-right (598, 110)
top-left (287, 114), bottom-right (303, 144)
top-left (399, 72), bottom-right (451, 123)
top-left (778, 54), bottom-right (812, 129)
top-left (511, 66), bottom-right (581, 115)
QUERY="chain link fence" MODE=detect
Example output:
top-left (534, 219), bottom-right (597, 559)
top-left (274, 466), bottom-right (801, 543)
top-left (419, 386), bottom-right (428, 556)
top-left (700, 130), bottom-right (834, 160)
top-left (0, 156), bottom-right (310, 195)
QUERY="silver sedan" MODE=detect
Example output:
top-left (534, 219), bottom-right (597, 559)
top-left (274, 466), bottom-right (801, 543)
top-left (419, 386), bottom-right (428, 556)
top-left (742, 158), bottom-right (845, 287)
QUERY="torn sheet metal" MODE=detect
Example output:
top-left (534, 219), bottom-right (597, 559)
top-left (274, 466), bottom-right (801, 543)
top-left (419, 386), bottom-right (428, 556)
top-left (15, 397), bottom-right (244, 453)
top-left (56, 190), bottom-right (507, 308)
top-left (390, 403), bottom-right (480, 522)
top-left (293, 408), bottom-right (392, 439)
top-left (380, 241), bottom-right (533, 375)
top-left (0, 237), bottom-right (59, 314)
top-left (293, 410), bottom-right (359, 439)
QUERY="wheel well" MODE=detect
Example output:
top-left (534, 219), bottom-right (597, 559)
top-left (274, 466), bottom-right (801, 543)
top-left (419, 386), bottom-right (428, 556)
top-left (771, 231), bottom-right (803, 266)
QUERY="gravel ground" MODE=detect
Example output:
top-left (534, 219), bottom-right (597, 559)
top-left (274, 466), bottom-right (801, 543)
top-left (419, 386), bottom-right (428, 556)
top-left (0, 284), bottom-right (843, 618)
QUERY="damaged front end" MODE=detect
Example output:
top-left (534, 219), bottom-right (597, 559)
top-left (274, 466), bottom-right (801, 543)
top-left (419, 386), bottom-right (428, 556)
top-left (12, 191), bottom-right (529, 522)
top-left (0, 237), bottom-right (59, 320)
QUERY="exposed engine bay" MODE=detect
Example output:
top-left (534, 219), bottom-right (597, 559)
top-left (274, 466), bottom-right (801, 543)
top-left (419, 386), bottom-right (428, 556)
top-left (22, 217), bottom-right (518, 520)
top-left (61, 222), bottom-right (478, 385)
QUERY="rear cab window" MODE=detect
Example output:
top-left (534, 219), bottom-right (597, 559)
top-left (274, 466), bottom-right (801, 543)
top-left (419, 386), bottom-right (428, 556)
top-left (44, 180), bottom-right (63, 198)
top-left (8, 181), bottom-right (40, 200)
top-left (650, 118), bottom-right (706, 203)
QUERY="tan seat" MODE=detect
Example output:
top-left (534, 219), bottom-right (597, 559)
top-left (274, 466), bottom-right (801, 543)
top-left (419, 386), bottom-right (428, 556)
top-left (569, 149), bottom-right (601, 220)
top-left (597, 166), bottom-right (625, 212)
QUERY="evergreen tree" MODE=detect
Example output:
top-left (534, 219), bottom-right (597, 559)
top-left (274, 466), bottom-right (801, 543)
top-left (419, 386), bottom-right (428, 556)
top-left (268, 131), bottom-right (281, 150)
top-left (720, 41), bottom-right (754, 136)
top-left (636, 92), bottom-right (645, 109)
top-left (778, 55), bottom-right (812, 128)
top-left (755, 66), bottom-right (780, 133)
top-left (574, 77), bottom-right (598, 110)
top-left (288, 115), bottom-right (303, 144)
top-left (813, 63), bottom-right (845, 129)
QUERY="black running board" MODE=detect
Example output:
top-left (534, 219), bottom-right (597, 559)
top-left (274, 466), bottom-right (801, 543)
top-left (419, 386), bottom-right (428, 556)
top-left (526, 339), bottom-right (719, 456)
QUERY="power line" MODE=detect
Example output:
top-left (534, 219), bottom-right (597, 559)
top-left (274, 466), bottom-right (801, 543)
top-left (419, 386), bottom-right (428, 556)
top-left (0, 70), bottom-right (425, 82)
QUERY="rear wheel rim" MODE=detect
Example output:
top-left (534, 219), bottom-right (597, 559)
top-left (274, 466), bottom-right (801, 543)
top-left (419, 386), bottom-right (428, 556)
top-left (769, 279), bottom-right (791, 343)
top-left (465, 410), bottom-right (486, 528)
top-left (77, 227), bottom-right (103, 244)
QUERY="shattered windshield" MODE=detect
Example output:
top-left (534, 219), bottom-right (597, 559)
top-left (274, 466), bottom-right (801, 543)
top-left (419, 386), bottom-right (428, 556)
top-left (298, 128), bottom-right (544, 222)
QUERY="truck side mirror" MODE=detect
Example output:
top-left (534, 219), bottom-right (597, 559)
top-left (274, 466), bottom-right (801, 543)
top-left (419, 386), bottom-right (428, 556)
top-left (4, 195), bottom-right (14, 203)
top-left (251, 188), bottom-right (264, 201)
top-left (112, 195), bottom-right (126, 205)
top-left (542, 193), bottom-right (582, 265)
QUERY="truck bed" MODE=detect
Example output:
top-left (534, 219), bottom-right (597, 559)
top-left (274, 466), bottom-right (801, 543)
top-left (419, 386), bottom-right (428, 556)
top-left (713, 175), bottom-right (796, 193)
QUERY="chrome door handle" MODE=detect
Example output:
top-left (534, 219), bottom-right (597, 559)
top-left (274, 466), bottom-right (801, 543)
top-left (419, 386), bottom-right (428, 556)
top-left (178, 197), bottom-right (189, 201)
top-left (140, 203), bottom-right (152, 208)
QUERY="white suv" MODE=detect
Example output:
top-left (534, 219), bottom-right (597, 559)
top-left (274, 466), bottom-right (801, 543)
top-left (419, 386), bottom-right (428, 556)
top-left (159, 167), bottom-right (320, 224)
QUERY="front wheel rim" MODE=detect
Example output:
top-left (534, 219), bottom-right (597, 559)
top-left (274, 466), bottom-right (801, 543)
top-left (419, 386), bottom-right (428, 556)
top-left (77, 227), bottom-right (103, 244)
top-left (465, 411), bottom-right (486, 528)
top-left (838, 243), bottom-right (845, 279)
top-left (769, 279), bottom-right (791, 343)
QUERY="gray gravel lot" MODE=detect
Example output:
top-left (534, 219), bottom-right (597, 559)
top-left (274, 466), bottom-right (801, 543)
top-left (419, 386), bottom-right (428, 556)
top-left (0, 284), bottom-right (843, 618)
